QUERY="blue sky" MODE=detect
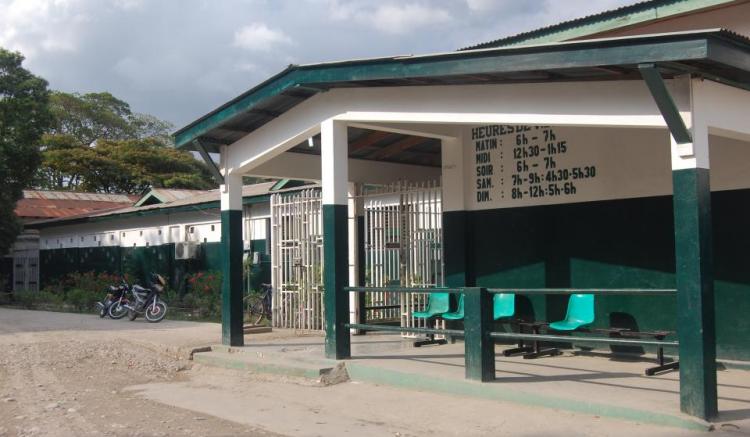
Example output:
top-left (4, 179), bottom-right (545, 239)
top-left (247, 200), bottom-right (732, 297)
top-left (0, 0), bottom-right (633, 127)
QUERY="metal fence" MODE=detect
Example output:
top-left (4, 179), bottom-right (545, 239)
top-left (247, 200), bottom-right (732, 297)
top-left (270, 181), bottom-right (443, 333)
top-left (270, 189), bottom-right (325, 330)
top-left (360, 181), bottom-right (444, 335)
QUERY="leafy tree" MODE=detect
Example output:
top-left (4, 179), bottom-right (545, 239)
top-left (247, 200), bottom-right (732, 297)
top-left (0, 48), bottom-right (51, 254)
top-left (48, 91), bottom-right (172, 145)
top-left (38, 138), bottom-right (214, 193)
top-left (34, 91), bottom-right (216, 193)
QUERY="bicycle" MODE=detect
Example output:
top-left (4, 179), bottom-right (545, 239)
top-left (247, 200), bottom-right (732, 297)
top-left (245, 283), bottom-right (273, 325)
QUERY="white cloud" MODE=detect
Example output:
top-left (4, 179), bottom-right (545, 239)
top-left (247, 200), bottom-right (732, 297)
top-left (0, 0), bottom-right (88, 58)
top-left (233, 23), bottom-right (293, 51)
top-left (324, 1), bottom-right (452, 35)
top-left (370, 4), bottom-right (451, 35)
top-left (112, 0), bottom-right (144, 10)
top-left (465, 0), bottom-right (498, 11)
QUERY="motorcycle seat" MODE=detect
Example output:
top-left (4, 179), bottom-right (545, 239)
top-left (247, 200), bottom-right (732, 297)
top-left (133, 284), bottom-right (150, 293)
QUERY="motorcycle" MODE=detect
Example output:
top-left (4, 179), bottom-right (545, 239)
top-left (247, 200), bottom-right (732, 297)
top-left (94, 279), bottom-right (130, 318)
top-left (108, 282), bottom-right (133, 320)
top-left (123, 273), bottom-right (168, 323)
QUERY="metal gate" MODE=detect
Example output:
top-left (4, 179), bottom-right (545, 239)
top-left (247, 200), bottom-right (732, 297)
top-left (361, 181), bottom-right (443, 333)
top-left (270, 182), bottom-right (443, 332)
top-left (270, 189), bottom-right (325, 330)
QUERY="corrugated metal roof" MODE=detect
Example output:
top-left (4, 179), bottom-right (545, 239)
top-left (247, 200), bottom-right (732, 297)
top-left (460, 0), bottom-right (740, 50)
top-left (21, 190), bottom-right (136, 203)
top-left (133, 188), bottom-right (211, 207)
top-left (173, 29), bottom-right (750, 153)
top-left (15, 190), bottom-right (138, 220)
top-left (25, 182), bottom-right (311, 227)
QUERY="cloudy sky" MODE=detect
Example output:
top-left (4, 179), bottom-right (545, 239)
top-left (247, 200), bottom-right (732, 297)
top-left (0, 0), bottom-right (634, 129)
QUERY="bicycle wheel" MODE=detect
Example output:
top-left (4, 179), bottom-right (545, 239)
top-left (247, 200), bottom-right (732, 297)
top-left (248, 300), bottom-right (264, 325)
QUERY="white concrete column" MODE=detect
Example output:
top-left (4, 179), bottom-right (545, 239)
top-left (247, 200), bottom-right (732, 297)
top-left (320, 118), bottom-right (351, 359)
top-left (441, 132), bottom-right (472, 287)
top-left (321, 119), bottom-right (349, 206)
top-left (669, 90), bottom-right (717, 419)
top-left (441, 134), bottom-right (465, 212)
top-left (220, 171), bottom-right (244, 346)
top-left (348, 182), bottom-right (361, 332)
top-left (221, 173), bottom-right (244, 212)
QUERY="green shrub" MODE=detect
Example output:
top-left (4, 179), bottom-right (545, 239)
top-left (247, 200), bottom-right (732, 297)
top-left (64, 271), bottom-right (121, 294)
top-left (65, 288), bottom-right (100, 312)
top-left (12, 290), bottom-right (53, 308)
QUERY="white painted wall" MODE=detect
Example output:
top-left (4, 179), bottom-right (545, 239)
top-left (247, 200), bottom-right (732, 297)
top-left (225, 80), bottom-right (675, 176)
top-left (38, 199), bottom-right (282, 251)
top-left (452, 124), bottom-right (750, 211)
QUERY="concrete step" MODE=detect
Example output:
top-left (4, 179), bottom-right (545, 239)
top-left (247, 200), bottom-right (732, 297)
top-left (193, 349), bottom-right (335, 380)
top-left (192, 346), bottom-right (712, 432)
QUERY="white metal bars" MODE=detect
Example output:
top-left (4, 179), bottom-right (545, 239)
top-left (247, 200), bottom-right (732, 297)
top-left (360, 180), bottom-right (444, 335)
top-left (270, 181), bottom-right (443, 332)
top-left (270, 189), bottom-right (325, 330)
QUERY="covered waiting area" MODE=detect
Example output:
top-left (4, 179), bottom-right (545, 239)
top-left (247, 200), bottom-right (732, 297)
top-left (174, 29), bottom-right (750, 420)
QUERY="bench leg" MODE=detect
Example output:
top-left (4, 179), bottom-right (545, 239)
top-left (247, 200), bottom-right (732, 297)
top-left (413, 334), bottom-right (448, 348)
top-left (503, 345), bottom-right (534, 356)
top-left (503, 338), bottom-right (533, 356)
top-left (645, 346), bottom-right (679, 375)
top-left (521, 325), bottom-right (561, 359)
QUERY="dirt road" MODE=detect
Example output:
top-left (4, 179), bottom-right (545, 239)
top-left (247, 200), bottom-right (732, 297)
top-left (0, 308), bottom-right (742, 436)
top-left (0, 311), bottom-right (273, 436)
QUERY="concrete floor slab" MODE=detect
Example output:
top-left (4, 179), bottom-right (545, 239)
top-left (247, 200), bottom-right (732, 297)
top-left (198, 331), bottom-right (750, 432)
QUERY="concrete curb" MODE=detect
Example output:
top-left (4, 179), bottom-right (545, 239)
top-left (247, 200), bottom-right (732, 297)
top-left (192, 346), bottom-right (713, 432)
top-left (345, 361), bottom-right (713, 432)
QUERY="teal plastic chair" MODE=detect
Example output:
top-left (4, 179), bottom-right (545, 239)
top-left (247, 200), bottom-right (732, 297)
top-left (493, 293), bottom-right (516, 320)
top-left (412, 293), bottom-right (451, 319)
top-left (442, 294), bottom-right (464, 321)
top-left (412, 293), bottom-right (451, 347)
top-left (548, 294), bottom-right (595, 331)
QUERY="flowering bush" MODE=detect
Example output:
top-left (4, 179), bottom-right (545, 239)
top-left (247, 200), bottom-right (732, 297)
top-left (186, 271), bottom-right (222, 319)
top-left (62, 271), bottom-right (124, 294)
top-left (186, 271), bottom-right (221, 295)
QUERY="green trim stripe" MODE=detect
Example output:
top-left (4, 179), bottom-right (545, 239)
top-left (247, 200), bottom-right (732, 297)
top-left (323, 204), bottom-right (350, 359)
top-left (672, 168), bottom-right (717, 419)
top-left (221, 209), bottom-right (244, 346)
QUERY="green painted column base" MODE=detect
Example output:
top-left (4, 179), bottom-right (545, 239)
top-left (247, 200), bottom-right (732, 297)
top-left (323, 204), bottom-right (351, 359)
top-left (464, 287), bottom-right (495, 381)
top-left (443, 210), bottom-right (473, 288)
top-left (672, 168), bottom-right (717, 419)
top-left (221, 209), bottom-right (244, 347)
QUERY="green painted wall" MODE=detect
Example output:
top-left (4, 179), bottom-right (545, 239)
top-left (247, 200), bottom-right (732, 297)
top-left (454, 189), bottom-right (749, 361)
top-left (39, 239), bottom-right (273, 296)
top-left (41, 242), bottom-right (214, 291)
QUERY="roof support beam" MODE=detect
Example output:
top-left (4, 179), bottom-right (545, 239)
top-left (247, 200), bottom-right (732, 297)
top-left (193, 139), bottom-right (225, 185)
top-left (367, 136), bottom-right (430, 160)
top-left (639, 64), bottom-right (692, 144)
top-left (349, 131), bottom-right (393, 154)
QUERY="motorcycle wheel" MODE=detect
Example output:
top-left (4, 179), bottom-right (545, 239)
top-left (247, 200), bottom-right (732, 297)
top-left (145, 301), bottom-right (167, 323)
top-left (95, 302), bottom-right (107, 318)
top-left (127, 309), bottom-right (138, 321)
top-left (108, 302), bottom-right (128, 319)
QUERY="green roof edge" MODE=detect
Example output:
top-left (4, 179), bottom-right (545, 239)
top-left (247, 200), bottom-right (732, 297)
top-left (172, 29), bottom-right (750, 150)
top-left (133, 191), bottom-right (167, 207)
top-left (461, 0), bottom-right (736, 50)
